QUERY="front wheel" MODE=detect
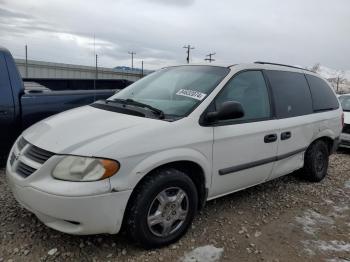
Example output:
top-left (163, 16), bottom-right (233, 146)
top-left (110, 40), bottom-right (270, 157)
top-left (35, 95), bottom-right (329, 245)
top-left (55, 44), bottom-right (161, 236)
top-left (303, 140), bottom-right (329, 182)
top-left (125, 168), bottom-right (198, 248)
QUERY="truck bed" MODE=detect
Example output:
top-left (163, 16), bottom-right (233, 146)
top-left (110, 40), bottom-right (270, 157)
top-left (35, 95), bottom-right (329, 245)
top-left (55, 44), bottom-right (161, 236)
top-left (21, 89), bottom-right (117, 129)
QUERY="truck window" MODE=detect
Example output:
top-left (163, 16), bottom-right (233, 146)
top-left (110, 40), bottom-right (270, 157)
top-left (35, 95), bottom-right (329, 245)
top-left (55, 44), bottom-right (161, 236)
top-left (305, 74), bottom-right (339, 111)
top-left (214, 70), bottom-right (271, 122)
top-left (265, 70), bottom-right (313, 118)
top-left (0, 53), bottom-right (13, 106)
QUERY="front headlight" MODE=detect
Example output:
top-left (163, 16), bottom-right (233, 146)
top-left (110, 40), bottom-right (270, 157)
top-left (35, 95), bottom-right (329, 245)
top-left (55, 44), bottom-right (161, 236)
top-left (52, 156), bottom-right (120, 182)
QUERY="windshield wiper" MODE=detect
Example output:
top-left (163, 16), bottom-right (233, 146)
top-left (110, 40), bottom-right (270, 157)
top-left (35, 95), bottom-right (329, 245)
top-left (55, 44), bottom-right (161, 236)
top-left (108, 98), bottom-right (165, 119)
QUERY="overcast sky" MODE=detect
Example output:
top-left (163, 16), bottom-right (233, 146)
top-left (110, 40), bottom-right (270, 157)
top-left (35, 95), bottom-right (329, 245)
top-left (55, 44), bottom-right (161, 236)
top-left (0, 0), bottom-right (349, 70)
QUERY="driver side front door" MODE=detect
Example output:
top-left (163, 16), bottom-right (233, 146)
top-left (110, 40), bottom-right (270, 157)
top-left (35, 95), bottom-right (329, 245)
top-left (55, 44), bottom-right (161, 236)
top-left (209, 70), bottom-right (279, 198)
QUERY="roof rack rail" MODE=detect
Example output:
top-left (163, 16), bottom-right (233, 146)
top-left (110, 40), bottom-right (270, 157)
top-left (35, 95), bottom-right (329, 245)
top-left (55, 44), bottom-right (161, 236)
top-left (254, 61), bottom-right (313, 72)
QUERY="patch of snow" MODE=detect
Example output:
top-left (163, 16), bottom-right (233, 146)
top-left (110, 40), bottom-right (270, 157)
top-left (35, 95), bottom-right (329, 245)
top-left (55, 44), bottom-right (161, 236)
top-left (311, 240), bottom-right (350, 253)
top-left (333, 205), bottom-right (349, 214)
top-left (295, 210), bottom-right (334, 235)
top-left (324, 199), bottom-right (335, 205)
top-left (345, 180), bottom-right (350, 189)
top-left (181, 245), bottom-right (224, 262)
top-left (326, 259), bottom-right (350, 262)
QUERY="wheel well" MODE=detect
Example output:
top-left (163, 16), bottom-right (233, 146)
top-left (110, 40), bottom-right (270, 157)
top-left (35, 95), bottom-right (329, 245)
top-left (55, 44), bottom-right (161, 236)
top-left (131, 161), bottom-right (207, 211)
top-left (311, 136), bottom-right (334, 154)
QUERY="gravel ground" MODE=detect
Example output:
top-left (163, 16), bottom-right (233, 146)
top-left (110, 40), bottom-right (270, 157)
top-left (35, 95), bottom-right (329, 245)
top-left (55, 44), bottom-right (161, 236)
top-left (1, 150), bottom-right (349, 262)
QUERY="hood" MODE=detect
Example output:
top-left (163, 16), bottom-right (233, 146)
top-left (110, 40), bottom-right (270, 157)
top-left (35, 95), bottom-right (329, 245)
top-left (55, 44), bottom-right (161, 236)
top-left (23, 105), bottom-right (167, 155)
top-left (344, 111), bottom-right (350, 124)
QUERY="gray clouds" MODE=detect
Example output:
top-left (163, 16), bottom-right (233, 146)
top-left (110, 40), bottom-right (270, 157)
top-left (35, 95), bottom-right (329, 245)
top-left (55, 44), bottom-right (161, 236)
top-left (0, 0), bottom-right (349, 70)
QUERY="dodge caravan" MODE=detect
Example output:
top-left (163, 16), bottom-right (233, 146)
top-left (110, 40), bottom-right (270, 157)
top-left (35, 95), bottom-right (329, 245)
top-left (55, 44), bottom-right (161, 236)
top-left (6, 62), bottom-right (343, 248)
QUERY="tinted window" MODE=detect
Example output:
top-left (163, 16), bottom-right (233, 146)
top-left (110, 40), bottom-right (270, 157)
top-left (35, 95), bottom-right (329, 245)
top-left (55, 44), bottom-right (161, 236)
top-left (305, 74), bottom-right (339, 111)
top-left (215, 71), bottom-right (271, 122)
top-left (265, 70), bottom-right (313, 118)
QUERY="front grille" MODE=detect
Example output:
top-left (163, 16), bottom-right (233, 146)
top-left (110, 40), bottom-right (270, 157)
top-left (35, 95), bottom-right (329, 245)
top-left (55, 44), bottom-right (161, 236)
top-left (12, 138), bottom-right (55, 179)
top-left (16, 161), bottom-right (37, 178)
top-left (10, 153), bottom-right (15, 166)
top-left (17, 137), bottom-right (28, 151)
top-left (343, 124), bottom-right (350, 134)
top-left (25, 145), bottom-right (54, 164)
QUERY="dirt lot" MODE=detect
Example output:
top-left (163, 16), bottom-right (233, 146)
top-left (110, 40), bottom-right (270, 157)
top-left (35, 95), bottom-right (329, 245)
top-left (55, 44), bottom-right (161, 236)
top-left (1, 150), bottom-right (349, 262)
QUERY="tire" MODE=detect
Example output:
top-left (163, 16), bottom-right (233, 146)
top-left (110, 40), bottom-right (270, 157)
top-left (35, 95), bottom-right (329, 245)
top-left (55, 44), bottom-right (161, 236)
top-left (303, 140), bottom-right (329, 182)
top-left (125, 168), bottom-right (198, 248)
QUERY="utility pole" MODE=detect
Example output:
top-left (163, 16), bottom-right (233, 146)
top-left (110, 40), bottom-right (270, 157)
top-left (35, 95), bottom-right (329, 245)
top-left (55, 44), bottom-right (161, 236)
top-left (25, 45), bottom-right (28, 78)
top-left (141, 60), bottom-right (144, 77)
top-left (128, 51), bottom-right (136, 70)
top-left (183, 45), bottom-right (195, 64)
top-left (95, 54), bottom-right (98, 80)
top-left (205, 52), bottom-right (216, 63)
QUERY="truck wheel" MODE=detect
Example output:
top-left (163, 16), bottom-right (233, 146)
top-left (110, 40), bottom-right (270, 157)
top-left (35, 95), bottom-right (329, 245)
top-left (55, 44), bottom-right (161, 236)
top-left (125, 168), bottom-right (198, 249)
top-left (303, 140), bottom-right (329, 182)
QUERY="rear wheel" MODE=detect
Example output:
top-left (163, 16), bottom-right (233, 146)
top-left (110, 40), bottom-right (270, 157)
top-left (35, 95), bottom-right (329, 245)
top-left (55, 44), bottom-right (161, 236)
top-left (125, 168), bottom-right (198, 248)
top-left (303, 140), bottom-right (329, 182)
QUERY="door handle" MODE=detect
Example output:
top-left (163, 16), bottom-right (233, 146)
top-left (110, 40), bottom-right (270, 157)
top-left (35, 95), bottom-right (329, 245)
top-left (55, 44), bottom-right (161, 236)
top-left (264, 134), bottom-right (277, 143)
top-left (281, 131), bottom-right (292, 140)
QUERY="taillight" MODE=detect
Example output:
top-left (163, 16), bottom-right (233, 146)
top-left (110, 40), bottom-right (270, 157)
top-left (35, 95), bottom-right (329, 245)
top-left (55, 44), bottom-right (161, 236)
top-left (341, 112), bottom-right (344, 127)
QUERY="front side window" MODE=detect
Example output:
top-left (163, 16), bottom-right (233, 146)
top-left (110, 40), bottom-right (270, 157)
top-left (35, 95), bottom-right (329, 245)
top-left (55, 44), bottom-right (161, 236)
top-left (108, 66), bottom-right (229, 118)
top-left (214, 71), bottom-right (271, 122)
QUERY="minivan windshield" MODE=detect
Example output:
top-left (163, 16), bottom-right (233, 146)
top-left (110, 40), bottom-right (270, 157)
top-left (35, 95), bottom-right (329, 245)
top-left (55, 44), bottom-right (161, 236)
top-left (339, 95), bottom-right (350, 111)
top-left (107, 65), bottom-right (230, 118)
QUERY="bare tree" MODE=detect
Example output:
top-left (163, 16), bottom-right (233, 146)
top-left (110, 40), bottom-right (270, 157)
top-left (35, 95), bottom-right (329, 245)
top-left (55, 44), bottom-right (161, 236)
top-left (311, 63), bottom-right (320, 73)
top-left (336, 70), bottom-right (345, 93)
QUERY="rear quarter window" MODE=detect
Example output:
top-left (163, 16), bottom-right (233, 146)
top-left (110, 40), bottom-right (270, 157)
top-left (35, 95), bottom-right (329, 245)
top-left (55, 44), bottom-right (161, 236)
top-left (305, 74), bottom-right (339, 111)
top-left (265, 70), bottom-right (313, 118)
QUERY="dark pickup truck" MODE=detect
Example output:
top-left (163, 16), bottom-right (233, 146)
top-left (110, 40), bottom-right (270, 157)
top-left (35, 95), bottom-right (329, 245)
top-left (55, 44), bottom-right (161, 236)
top-left (0, 47), bottom-right (118, 155)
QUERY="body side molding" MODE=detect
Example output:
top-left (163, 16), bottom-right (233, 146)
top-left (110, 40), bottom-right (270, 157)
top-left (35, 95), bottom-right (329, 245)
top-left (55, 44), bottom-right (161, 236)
top-left (219, 147), bottom-right (307, 176)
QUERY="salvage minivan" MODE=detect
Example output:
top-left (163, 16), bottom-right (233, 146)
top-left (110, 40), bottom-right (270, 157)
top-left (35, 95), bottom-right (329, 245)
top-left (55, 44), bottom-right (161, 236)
top-left (6, 62), bottom-right (343, 248)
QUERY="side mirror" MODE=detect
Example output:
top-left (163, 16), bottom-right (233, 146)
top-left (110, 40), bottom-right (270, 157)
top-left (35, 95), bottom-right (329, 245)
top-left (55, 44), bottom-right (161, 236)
top-left (206, 101), bottom-right (244, 122)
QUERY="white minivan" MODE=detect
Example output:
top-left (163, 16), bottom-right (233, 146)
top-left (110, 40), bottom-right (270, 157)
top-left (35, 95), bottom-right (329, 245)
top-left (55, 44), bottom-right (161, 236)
top-left (6, 62), bottom-right (343, 248)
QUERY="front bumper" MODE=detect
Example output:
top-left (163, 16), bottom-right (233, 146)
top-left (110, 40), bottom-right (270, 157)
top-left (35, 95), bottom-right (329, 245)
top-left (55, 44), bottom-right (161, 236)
top-left (6, 164), bottom-right (132, 235)
top-left (340, 133), bottom-right (350, 148)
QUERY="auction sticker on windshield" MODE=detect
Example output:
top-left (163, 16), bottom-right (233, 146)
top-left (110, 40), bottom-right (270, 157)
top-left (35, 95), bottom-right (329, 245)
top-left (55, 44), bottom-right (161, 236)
top-left (176, 89), bottom-right (207, 101)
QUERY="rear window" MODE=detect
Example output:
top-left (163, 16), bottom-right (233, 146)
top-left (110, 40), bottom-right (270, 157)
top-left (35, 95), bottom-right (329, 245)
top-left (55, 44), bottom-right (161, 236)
top-left (305, 74), bottom-right (339, 111)
top-left (265, 70), bottom-right (313, 118)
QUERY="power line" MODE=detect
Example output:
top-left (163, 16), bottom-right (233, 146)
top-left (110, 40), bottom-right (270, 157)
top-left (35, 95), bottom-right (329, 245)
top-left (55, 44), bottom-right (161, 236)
top-left (183, 45), bottom-right (195, 64)
top-left (128, 51), bottom-right (136, 70)
top-left (205, 52), bottom-right (216, 63)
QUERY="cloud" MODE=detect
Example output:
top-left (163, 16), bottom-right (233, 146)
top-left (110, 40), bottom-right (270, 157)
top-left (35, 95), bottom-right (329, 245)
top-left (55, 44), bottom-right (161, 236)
top-left (147, 0), bottom-right (195, 7)
top-left (0, 0), bottom-right (349, 70)
top-left (0, 7), bottom-right (30, 18)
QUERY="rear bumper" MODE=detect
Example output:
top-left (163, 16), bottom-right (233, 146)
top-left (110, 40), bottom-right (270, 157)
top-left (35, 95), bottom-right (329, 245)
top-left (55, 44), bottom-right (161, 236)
top-left (340, 133), bottom-right (350, 148)
top-left (6, 165), bottom-right (132, 235)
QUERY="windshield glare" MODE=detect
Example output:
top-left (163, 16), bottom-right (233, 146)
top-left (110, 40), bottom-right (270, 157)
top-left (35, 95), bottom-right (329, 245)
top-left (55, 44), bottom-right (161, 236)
top-left (108, 66), bottom-right (230, 117)
top-left (339, 95), bottom-right (350, 111)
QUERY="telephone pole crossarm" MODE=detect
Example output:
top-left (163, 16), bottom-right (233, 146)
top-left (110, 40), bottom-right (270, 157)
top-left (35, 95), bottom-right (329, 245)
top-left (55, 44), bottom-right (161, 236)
top-left (205, 52), bottom-right (216, 63)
